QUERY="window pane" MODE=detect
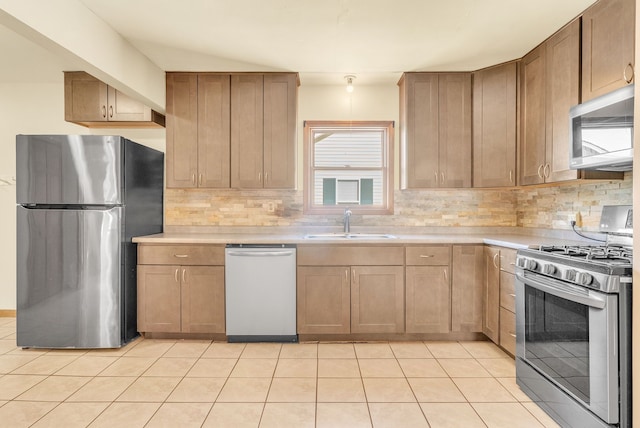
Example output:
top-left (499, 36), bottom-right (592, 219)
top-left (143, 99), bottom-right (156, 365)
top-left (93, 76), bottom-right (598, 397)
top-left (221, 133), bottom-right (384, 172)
top-left (314, 170), bottom-right (383, 205)
top-left (314, 130), bottom-right (383, 168)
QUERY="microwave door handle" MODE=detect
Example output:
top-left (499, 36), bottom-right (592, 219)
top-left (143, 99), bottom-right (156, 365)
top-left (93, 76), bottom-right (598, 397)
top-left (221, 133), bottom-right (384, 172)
top-left (516, 272), bottom-right (606, 309)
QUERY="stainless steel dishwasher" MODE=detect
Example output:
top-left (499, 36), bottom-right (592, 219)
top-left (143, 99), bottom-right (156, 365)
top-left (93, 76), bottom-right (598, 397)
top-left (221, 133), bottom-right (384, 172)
top-left (225, 244), bottom-right (297, 342)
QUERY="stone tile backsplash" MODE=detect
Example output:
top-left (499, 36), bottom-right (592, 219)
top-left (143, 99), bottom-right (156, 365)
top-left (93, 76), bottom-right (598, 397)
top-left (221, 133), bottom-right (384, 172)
top-left (165, 172), bottom-right (632, 231)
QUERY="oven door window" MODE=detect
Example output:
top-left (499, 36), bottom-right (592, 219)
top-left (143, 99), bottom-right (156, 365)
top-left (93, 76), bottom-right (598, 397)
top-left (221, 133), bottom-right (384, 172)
top-left (524, 286), bottom-right (590, 403)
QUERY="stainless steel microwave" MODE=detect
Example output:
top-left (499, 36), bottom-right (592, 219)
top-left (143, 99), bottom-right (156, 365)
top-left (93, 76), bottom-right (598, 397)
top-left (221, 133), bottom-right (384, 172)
top-left (569, 84), bottom-right (634, 171)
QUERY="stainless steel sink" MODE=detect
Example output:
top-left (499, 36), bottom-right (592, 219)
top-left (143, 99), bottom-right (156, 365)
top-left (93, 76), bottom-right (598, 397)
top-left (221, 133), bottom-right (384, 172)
top-left (304, 233), bottom-right (397, 239)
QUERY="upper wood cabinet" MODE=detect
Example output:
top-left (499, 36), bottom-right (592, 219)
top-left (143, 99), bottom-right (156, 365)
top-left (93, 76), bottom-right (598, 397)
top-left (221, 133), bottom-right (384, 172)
top-left (399, 73), bottom-right (472, 189)
top-left (64, 71), bottom-right (165, 128)
top-left (472, 62), bottom-right (517, 187)
top-left (166, 72), bottom-right (298, 189)
top-left (519, 19), bottom-right (622, 185)
top-left (582, 0), bottom-right (635, 101)
top-left (519, 44), bottom-right (548, 186)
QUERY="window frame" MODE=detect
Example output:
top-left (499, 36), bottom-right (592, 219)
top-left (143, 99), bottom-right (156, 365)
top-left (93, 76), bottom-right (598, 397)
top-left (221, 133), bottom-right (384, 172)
top-left (303, 120), bottom-right (394, 215)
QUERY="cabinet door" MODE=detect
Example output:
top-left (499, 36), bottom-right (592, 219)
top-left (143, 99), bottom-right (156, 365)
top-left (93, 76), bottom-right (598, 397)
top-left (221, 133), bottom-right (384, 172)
top-left (351, 266), bottom-right (404, 333)
top-left (181, 266), bottom-right (226, 333)
top-left (400, 73), bottom-right (439, 188)
top-left (166, 73), bottom-right (198, 188)
top-left (451, 246), bottom-right (484, 333)
top-left (438, 73), bottom-right (472, 188)
top-left (297, 267), bottom-right (350, 334)
top-left (582, 0), bottom-right (635, 101)
top-left (137, 265), bottom-right (182, 333)
top-left (519, 45), bottom-right (547, 186)
top-left (107, 86), bottom-right (151, 122)
top-left (64, 71), bottom-right (108, 122)
top-left (231, 74), bottom-right (264, 188)
top-left (198, 74), bottom-right (231, 188)
top-left (263, 73), bottom-right (297, 189)
top-left (473, 63), bottom-right (517, 187)
top-left (405, 266), bottom-right (450, 333)
top-left (545, 19), bottom-right (580, 183)
top-left (483, 247), bottom-right (500, 342)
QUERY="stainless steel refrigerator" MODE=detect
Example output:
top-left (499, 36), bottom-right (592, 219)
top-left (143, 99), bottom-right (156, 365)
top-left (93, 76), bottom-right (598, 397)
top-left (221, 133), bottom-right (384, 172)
top-left (16, 135), bottom-right (164, 348)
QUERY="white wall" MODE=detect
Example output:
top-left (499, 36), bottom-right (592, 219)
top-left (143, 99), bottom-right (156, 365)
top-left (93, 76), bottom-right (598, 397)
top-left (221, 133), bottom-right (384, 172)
top-left (0, 75), bottom-right (164, 310)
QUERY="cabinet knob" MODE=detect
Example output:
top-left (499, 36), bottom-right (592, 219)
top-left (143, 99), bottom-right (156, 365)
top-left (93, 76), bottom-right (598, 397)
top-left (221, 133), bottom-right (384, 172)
top-left (509, 170), bottom-right (513, 184)
top-left (174, 254), bottom-right (189, 258)
top-left (174, 268), bottom-right (179, 283)
top-left (537, 164), bottom-right (544, 179)
top-left (624, 63), bottom-right (634, 84)
top-left (109, 105), bottom-right (114, 118)
top-left (543, 163), bottom-right (550, 179)
top-left (492, 253), bottom-right (499, 269)
top-left (101, 105), bottom-right (107, 118)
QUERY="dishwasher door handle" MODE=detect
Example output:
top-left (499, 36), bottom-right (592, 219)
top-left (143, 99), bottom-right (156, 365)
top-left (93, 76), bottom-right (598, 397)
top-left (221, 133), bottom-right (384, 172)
top-left (227, 250), bottom-right (295, 257)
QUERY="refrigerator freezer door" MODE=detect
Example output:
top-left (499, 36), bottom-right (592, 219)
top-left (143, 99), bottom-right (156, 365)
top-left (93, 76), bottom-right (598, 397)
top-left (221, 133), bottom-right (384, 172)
top-left (17, 206), bottom-right (123, 348)
top-left (16, 135), bottom-right (123, 205)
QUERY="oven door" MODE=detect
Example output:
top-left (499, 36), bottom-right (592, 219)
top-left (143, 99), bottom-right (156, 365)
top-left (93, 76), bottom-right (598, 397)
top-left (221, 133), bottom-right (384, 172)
top-left (515, 270), bottom-right (619, 424)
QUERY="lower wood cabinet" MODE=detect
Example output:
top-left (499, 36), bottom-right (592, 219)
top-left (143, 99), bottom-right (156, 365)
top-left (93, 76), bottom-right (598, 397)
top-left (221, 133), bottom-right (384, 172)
top-left (484, 245), bottom-right (518, 352)
top-left (297, 266), bottom-right (350, 334)
top-left (405, 246), bottom-right (451, 333)
top-left (483, 246), bottom-right (501, 342)
top-left (296, 245), bottom-right (404, 334)
top-left (451, 245), bottom-right (484, 333)
top-left (137, 245), bottom-right (225, 334)
top-left (405, 265), bottom-right (450, 333)
top-left (351, 266), bottom-right (404, 333)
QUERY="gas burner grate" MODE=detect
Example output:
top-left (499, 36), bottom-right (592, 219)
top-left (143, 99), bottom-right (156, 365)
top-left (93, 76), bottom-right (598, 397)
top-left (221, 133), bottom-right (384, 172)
top-left (537, 244), bottom-right (633, 264)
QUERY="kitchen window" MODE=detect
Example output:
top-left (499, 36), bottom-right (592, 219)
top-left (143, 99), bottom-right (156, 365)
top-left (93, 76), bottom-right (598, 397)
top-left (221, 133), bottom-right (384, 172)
top-left (303, 120), bottom-right (393, 214)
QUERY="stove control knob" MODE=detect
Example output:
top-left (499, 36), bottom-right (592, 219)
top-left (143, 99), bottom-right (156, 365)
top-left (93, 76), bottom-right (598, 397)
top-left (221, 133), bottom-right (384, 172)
top-left (525, 260), bottom-right (538, 270)
top-left (565, 269), bottom-right (577, 281)
top-left (543, 264), bottom-right (556, 275)
top-left (577, 272), bottom-right (593, 286)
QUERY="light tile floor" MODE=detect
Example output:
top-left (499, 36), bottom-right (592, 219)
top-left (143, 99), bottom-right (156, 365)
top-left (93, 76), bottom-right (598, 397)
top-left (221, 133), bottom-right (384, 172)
top-left (0, 317), bottom-right (560, 427)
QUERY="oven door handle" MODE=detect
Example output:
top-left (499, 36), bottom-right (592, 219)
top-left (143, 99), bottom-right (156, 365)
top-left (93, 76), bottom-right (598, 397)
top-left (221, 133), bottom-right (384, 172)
top-left (516, 272), bottom-right (606, 309)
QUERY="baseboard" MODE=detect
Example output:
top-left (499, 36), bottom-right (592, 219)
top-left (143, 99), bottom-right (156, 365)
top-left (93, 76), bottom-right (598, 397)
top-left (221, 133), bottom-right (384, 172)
top-left (0, 310), bottom-right (16, 317)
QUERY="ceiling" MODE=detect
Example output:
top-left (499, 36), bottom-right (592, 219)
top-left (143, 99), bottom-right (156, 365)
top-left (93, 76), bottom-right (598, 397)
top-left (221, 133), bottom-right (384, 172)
top-left (0, 0), bottom-right (597, 86)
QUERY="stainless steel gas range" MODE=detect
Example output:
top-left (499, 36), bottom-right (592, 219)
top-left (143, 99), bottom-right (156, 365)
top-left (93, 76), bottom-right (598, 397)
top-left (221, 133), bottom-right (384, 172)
top-left (515, 205), bottom-right (632, 428)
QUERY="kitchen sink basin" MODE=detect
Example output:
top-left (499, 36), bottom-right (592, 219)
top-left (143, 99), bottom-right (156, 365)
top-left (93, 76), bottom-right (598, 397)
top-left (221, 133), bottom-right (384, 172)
top-left (304, 233), bottom-right (397, 239)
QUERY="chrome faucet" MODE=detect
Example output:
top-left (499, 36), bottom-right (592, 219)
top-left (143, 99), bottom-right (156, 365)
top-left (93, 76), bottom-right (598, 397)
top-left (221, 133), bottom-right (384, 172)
top-left (343, 208), bottom-right (352, 233)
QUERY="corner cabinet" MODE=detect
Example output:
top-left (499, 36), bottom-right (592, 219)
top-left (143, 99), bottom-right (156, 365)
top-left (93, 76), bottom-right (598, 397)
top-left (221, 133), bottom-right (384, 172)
top-left (137, 244), bottom-right (226, 334)
top-left (582, 0), bottom-right (635, 101)
top-left (166, 72), bottom-right (298, 189)
top-left (472, 62), bottom-right (517, 187)
top-left (399, 73), bottom-right (472, 189)
top-left (64, 71), bottom-right (165, 128)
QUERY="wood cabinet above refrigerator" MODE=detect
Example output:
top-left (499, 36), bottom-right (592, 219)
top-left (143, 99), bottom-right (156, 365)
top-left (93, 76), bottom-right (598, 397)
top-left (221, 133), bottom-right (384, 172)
top-left (64, 71), bottom-right (165, 128)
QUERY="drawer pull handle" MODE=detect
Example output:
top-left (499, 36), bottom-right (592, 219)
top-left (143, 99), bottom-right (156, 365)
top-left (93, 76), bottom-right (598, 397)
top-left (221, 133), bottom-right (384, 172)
top-left (182, 268), bottom-right (187, 283)
top-left (174, 254), bottom-right (189, 258)
top-left (509, 333), bottom-right (516, 338)
top-left (509, 293), bottom-right (516, 297)
top-left (174, 268), bottom-right (179, 283)
top-left (420, 255), bottom-right (434, 258)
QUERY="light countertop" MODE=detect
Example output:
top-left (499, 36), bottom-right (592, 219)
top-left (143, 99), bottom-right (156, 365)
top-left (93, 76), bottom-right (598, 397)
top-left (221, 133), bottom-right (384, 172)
top-left (133, 228), bottom-right (594, 250)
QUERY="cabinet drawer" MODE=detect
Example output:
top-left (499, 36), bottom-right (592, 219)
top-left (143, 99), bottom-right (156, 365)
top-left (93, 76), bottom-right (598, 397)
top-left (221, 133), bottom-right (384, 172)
top-left (297, 246), bottom-right (404, 266)
top-left (500, 248), bottom-right (517, 274)
top-left (499, 307), bottom-right (516, 356)
top-left (406, 246), bottom-right (451, 265)
top-left (499, 272), bottom-right (515, 312)
top-left (138, 245), bottom-right (225, 265)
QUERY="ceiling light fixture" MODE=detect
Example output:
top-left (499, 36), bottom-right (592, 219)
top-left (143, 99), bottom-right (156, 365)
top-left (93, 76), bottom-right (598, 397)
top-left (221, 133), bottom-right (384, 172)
top-left (344, 75), bottom-right (356, 93)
